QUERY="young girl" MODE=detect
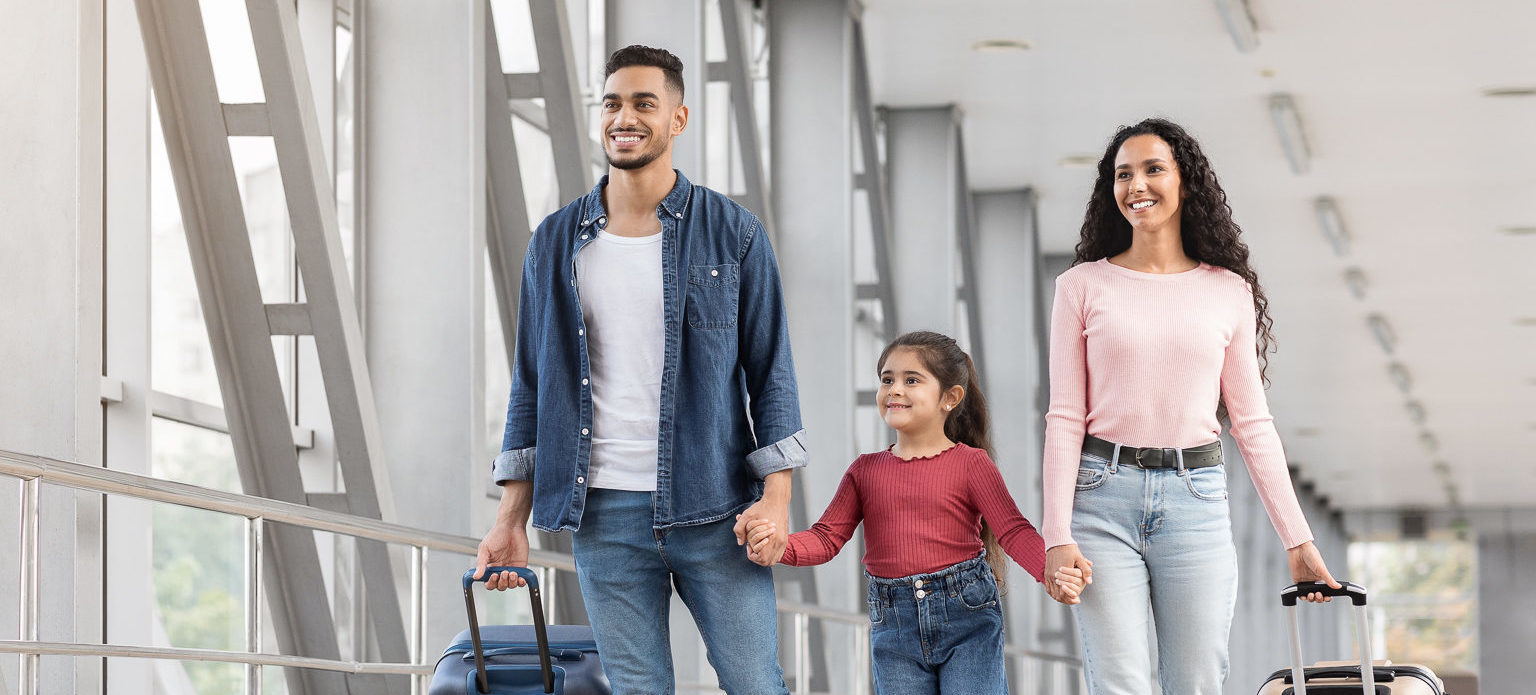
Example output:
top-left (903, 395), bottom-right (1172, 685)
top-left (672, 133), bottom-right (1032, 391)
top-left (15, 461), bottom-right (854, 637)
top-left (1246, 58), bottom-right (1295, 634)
top-left (746, 330), bottom-right (1086, 695)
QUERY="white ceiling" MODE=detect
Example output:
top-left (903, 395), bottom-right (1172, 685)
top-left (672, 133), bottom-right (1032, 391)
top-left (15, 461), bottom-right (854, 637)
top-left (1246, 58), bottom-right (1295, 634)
top-left (863, 1), bottom-right (1536, 511)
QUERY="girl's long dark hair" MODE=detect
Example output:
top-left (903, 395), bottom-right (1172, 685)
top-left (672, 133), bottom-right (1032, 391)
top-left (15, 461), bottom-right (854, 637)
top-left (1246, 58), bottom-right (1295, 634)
top-left (1075, 117), bottom-right (1276, 385)
top-left (878, 330), bottom-right (1007, 590)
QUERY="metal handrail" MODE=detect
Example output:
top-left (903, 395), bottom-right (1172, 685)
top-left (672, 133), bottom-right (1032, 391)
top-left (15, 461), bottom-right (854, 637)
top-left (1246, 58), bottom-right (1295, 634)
top-left (3, 448), bottom-right (1081, 694)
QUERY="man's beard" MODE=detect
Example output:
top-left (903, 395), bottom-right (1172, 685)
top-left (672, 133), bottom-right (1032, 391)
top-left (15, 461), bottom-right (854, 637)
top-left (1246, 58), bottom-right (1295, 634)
top-left (607, 148), bottom-right (663, 170)
top-left (606, 131), bottom-right (665, 170)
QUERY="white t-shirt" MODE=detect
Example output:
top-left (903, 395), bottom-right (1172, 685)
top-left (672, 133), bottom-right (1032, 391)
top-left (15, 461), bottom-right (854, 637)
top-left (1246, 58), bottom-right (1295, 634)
top-left (574, 229), bottom-right (663, 491)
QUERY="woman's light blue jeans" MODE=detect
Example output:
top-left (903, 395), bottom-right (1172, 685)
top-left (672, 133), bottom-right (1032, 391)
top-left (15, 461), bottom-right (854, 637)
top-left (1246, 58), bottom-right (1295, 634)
top-left (1070, 448), bottom-right (1238, 695)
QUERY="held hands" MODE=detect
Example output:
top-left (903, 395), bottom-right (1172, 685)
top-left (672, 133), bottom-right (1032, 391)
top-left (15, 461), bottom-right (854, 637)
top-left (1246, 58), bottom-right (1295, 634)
top-left (1287, 541), bottom-right (1341, 603)
top-left (1044, 544), bottom-right (1094, 605)
top-left (740, 518), bottom-right (782, 565)
top-left (733, 498), bottom-right (789, 566)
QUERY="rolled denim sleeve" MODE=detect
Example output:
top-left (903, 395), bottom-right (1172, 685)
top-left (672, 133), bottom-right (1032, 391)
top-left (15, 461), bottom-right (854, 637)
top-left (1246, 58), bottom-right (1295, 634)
top-left (492, 446), bottom-right (536, 483)
top-left (746, 429), bottom-right (808, 478)
top-left (735, 217), bottom-right (807, 470)
top-left (494, 236), bottom-right (541, 482)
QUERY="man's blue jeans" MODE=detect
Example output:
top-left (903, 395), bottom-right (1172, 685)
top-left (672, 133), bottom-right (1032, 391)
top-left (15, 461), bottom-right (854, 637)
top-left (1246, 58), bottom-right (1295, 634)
top-left (572, 489), bottom-right (788, 695)
top-left (866, 552), bottom-right (1008, 694)
top-left (1069, 449), bottom-right (1239, 695)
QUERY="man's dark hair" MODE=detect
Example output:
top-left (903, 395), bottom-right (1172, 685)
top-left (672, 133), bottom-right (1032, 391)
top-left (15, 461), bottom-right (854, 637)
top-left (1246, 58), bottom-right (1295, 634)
top-left (604, 45), bottom-right (685, 101)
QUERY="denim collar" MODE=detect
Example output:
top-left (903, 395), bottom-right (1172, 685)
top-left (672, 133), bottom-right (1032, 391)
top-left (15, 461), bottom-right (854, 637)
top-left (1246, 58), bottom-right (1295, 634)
top-left (577, 169), bottom-right (693, 228)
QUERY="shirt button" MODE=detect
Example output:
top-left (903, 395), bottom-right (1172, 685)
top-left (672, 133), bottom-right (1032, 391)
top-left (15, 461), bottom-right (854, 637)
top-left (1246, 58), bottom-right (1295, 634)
top-left (597, 217), bottom-right (606, 225)
top-left (674, 212), bottom-right (683, 219)
top-left (914, 579), bottom-right (923, 589)
top-left (915, 589), bottom-right (926, 599)
top-left (710, 269), bottom-right (719, 277)
top-left (578, 329), bottom-right (584, 336)
top-left (581, 428), bottom-right (589, 436)
top-left (576, 476), bottom-right (585, 484)
top-left (582, 378), bottom-right (589, 385)
top-left (580, 234), bottom-right (589, 240)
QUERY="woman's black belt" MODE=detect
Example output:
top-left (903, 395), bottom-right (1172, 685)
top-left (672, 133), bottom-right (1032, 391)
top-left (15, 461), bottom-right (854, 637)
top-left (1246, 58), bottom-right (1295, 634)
top-left (1082, 434), bottom-right (1223, 470)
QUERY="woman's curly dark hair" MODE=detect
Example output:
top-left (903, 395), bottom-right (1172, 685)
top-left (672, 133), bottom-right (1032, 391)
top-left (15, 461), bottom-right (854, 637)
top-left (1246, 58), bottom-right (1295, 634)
top-left (1074, 117), bottom-right (1276, 385)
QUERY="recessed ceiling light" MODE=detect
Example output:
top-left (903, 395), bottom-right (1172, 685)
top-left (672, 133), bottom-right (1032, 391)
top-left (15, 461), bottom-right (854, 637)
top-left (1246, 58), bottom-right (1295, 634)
top-left (1057, 154), bottom-right (1098, 168)
top-left (1366, 313), bottom-right (1396, 354)
top-left (1503, 227), bottom-right (1536, 235)
top-left (1482, 86), bottom-right (1536, 98)
top-left (1387, 362), bottom-right (1412, 394)
top-left (971, 39), bottom-right (1032, 53)
top-left (1342, 267), bottom-right (1368, 301)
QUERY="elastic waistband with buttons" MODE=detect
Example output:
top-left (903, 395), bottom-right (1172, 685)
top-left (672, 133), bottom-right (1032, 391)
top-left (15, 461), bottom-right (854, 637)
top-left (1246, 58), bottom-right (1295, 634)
top-left (866, 551), bottom-right (990, 587)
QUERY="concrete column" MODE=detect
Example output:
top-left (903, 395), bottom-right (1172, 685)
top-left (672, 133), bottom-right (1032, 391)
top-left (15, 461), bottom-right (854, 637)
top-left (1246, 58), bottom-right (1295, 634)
top-left (0, 1), bottom-right (104, 692)
top-left (1478, 531), bottom-right (1536, 694)
top-left (102, 0), bottom-right (155, 691)
top-left (605, 0), bottom-right (705, 177)
top-left (886, 106), bottom-right (961, 335)
top-left (361, 0), bottom-right (487, 652)
top-left (972, 190), bottom-right (1054, 671)
top-left (769, 0), bottom-right (855, 690)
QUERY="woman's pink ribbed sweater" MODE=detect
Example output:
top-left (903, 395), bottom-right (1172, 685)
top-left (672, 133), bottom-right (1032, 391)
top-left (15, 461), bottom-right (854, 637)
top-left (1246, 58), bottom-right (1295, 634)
top-left (1041, 259), bottom-right (1313, 550)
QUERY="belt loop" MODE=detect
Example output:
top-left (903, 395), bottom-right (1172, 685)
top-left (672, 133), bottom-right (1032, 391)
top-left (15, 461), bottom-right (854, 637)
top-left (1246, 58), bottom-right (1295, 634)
top-left (1174, 447), bottom-right (1187, 476)
top-left (1109, 442), bottom-right (1122, 474)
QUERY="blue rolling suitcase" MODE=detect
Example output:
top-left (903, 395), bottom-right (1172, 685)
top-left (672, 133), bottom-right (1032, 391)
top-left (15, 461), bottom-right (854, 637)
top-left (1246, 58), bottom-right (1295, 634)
top-left (429, 567), bottom-right (610, 695)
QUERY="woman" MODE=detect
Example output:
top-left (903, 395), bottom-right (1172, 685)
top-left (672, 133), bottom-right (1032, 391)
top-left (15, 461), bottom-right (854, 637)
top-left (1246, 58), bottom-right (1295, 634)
top-left (1040, 118), bottom-right (1339, 694)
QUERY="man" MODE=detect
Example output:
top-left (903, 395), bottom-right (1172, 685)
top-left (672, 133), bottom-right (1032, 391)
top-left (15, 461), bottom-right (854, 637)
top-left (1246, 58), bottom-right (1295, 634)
top-left (474, 45), bottom-right (803, 695)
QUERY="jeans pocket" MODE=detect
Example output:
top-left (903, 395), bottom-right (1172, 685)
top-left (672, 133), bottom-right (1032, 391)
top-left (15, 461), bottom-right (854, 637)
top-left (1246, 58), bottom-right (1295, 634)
top-left (867, 598), bottom-right (886, 625)
top-left (686, 264), bottom-right (739, 329)
top-left (1184, 465), bottom-right (1228, 501)
top-left (958, 575), bottom-right (999, 610)
top-left (1075, 455), bottom-right (1111, 491)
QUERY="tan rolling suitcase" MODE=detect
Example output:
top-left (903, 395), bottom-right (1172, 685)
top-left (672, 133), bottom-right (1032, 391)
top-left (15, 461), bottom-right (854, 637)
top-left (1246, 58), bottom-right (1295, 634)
top-left (1255, 581), bottom-right (1445, 695)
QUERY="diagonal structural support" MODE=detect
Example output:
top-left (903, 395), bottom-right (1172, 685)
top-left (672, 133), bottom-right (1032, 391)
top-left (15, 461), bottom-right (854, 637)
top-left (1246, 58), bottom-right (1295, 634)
top-left (133, 1), bottom-right (350, 692)
top-left (954, 133), bottom-right (987, 385)
top-left (484, 0), bottom-right (590, 626)
top-left (850, 18), bottom-right (897, 340)
top-left (136, 0), bottom-right (409, 692)
top-left (243, 2), bottom-right (409, 691)
top-left (714, 0), bottom-right (773, 232)
top-left (530, 0), bottom-right (595, 201)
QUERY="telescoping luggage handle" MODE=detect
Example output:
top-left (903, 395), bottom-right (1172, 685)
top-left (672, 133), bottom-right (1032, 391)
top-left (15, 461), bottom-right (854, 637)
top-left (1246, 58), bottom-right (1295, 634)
top-left (462, 567), bottom-right (555, 695)
top-left (1281, 581), bottom-right (1372, 695)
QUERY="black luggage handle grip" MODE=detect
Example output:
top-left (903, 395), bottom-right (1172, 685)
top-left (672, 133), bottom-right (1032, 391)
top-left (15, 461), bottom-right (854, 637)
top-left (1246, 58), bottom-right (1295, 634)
top-left (1283, 666), bottom-right (1398, 684)
top-left (1281, 581), bottom-right (1367, 606)
top-left (462, 567), bottom-right (554, 695)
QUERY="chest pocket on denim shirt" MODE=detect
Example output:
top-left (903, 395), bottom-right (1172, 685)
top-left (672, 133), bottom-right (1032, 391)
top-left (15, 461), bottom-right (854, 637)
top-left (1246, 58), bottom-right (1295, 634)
top-left (687, 263), bottom-right (739, 330)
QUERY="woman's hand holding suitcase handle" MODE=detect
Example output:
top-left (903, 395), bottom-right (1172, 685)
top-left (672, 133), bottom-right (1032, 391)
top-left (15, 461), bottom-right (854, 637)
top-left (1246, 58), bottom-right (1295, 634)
top-left (1287, 541), bottom-right (1342, 603)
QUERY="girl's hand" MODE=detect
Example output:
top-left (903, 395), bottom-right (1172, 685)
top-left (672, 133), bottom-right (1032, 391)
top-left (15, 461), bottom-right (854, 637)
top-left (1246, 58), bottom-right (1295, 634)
top-left (739, 517), bottom-right (780, 564)
top-left (1053, 566), bottom-right (1088, 602)
top-left (1044, 544), bottom-right (1092, 605)
top-left (1287, 541), bottom-right (1341, 603)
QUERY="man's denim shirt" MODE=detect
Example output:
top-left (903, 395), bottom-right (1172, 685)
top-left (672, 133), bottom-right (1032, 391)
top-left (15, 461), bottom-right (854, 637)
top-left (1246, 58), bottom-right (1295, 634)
top-left (492, 171), bottom-right (807, 532)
